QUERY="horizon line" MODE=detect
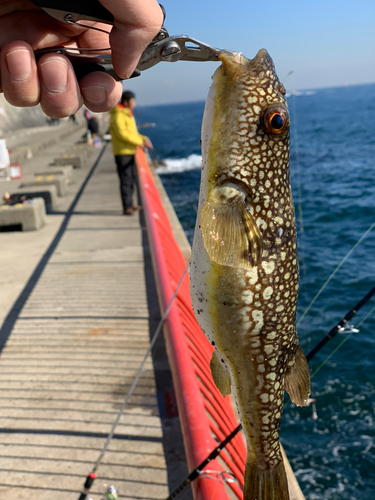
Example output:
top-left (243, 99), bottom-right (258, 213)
top-left (135, 81), bottom-right (375, 108)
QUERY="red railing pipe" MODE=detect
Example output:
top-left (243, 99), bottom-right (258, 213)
top-left (136, 150), bottom-right (229, 500)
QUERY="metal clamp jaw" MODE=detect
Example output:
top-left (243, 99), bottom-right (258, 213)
top-left (138, 35), bottom-right (222, 71)
top-left (31, 0), bottom-right (236, 80)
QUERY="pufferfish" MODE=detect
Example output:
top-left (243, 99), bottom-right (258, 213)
top-left (190, 49), bottom-right (311, 500)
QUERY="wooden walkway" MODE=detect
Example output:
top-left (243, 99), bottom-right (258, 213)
top-left (0, 146), bottom-right (177, 499)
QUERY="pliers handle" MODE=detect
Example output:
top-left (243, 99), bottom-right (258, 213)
top-left (31, 0), bottom-right (115, 24)
top-left (31, 0), bottom-right (235, 80)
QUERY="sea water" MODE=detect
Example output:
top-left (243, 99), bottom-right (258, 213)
top-left (134, 83), bottom-right (375, 499)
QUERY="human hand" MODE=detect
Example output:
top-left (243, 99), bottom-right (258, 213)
top-left (0, 0), bottom-right (163, 118)
top-left (143, 138), bottom-right (154, 150)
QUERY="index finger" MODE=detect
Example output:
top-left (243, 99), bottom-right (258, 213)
top-left (100, 0), bottom-right (164, 79)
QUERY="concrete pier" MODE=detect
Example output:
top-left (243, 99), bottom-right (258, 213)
top-left (0, 132), bottom-right (190, 499)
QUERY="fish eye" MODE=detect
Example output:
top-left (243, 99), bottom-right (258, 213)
top-left (263, 106), bottom-right (289, 135)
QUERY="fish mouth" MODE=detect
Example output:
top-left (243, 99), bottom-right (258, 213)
top-left (229, 51), bottom-right (251, 65)
top-left (218, 48), bottom-right (283, 94)
top-left (223, 48), bottom-right (275, 73)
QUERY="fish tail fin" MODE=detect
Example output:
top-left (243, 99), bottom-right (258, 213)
top-left (244, 459), bottom-right (289, 500)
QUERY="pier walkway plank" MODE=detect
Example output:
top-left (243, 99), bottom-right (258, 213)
top-left (0, 145), bottom-right (171, 499)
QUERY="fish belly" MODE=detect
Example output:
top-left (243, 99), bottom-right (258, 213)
top-left (191, 254), bottom-right (291, 500)
top-left (192, 253), bottom-right (289, 453)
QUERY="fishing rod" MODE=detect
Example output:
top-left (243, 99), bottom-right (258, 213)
top-left (166, 425), bottom-right (241, 500)
top-left (306, 283), bottom-right (375, 361)
top-left (165, 282), bottom-right (375, 499)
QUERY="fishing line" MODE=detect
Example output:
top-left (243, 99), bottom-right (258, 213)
top-left (290, 93), bottom-right (307, 278)
top-left (62, 15), bottom-right (111, 53)
top-left (285, 71), bottom-right (307, 279)
top-left (77, 264), bottom-right (189, 500)
top-left (297, 220), bottom-right (375, 327)
top-left (65, 15), bottom-right (111, 36)
top-left (310, 301), bottom-right (375, 380)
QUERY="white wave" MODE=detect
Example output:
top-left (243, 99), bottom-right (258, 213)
top-left (156, 154), bottom-right (202, 174)
top-left (332, 445), bottom-right (346, 457)
top-left (286, 90), bottom-right (317, 98)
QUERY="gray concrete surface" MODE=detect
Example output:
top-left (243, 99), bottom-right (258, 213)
top-left (8, 123), bottom-right (85, 164)
top-left (0, 214), bottom-right (64, 326)
top-left (34, 166), bottom-right (74, 185)
top-left (0, 124), bottom-right (98, 341)
top-left (0, 126), bottom-right (88, 204)
top-left (0, 197), bottom-right (46, 231)
top-left (0, 143), bottom-right (191, 499)
top-left (55, 152), bottom-right (86, 169)
top-left (0, 95), bottom-right (47, 136)
top-left (20, 174), bottom-right (67, 197)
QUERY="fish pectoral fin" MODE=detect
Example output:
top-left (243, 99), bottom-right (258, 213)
top-left (285, 343), bottom-right (311, 407)
top-left (210, 350), bottom-right (231, 398)
top-left (200, 197), bottom-right (262, 269)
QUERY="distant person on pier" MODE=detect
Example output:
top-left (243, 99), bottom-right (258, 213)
top-left (84, 110), bottom-right (99, 137)
top-left (109, 91), bottom-right (153, 215)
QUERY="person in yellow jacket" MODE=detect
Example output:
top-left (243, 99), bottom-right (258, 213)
top-left (109, 91), bottom-right (153, 215)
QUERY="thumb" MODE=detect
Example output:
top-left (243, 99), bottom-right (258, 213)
top-left (100, 0), bottom-right (164, 79)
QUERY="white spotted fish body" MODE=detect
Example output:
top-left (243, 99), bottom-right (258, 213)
top-left (190, 50), bottom-right (311, 500)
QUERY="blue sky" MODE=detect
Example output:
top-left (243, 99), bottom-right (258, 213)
top-left (124, 0), bottom-right (375, 105)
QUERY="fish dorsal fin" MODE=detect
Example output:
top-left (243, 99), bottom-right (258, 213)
top-left (285, 343), bottom-right (311, 407)
top-left (200, 186), bottom-right (262, 269)
top-left (210, 350), bottom-right (231, 398)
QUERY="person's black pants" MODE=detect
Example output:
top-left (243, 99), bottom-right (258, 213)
top-left (115, 155), bottom-right (136, 210)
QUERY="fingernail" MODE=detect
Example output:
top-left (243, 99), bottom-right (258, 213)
top-left (81, 86), bottom-right (107, 104)
top-left (5, 49), bottom-right (31, 81)
top-left (40, 59), bottom-right (68, 93)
